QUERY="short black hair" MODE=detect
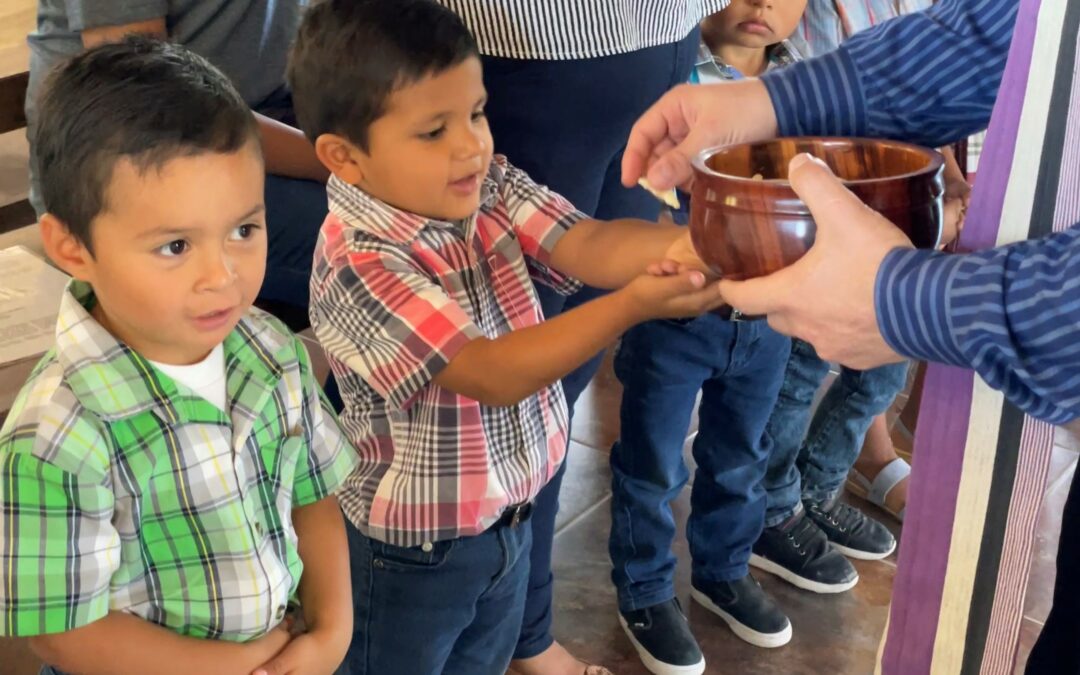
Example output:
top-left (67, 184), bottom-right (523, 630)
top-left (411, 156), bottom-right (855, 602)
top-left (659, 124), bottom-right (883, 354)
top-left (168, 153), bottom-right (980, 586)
top-left (288, 0), bottom-right (479, 151)
top-left (33, 37), bottom-right (259, 252)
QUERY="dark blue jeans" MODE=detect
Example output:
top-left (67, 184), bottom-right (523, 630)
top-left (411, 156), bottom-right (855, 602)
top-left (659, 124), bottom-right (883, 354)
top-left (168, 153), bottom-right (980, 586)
top-left (341, 519), bottom-right (532, 675)
top-left (253, 89), bottom-right (327, 315)
top-left (609, 315), bottom-right (791, 612)
top-left (482, 29), bottom-right (701, 659)
top-left (762, 339), bottom-right (910, 526)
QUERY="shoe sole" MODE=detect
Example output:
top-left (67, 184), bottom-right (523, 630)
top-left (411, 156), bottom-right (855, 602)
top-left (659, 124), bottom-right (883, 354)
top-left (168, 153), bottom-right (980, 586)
top-left (749, 553), bottom-right (859, 594)
top-left (832, 539), bottom-right (897, 561)
top-left (617, 613), bottom-right (706, 675)
top-left (690, 588), bottom-right (792, 649)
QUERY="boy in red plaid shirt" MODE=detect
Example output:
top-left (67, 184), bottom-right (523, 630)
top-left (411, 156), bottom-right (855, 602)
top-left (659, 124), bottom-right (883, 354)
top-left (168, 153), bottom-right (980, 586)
top-left (287, 2), bottom-right (726, 673)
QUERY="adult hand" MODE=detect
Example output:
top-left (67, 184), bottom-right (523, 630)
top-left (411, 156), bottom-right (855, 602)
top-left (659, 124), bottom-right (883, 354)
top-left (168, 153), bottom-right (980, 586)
top-left (717, 154), bottom-right (914, 369)
top-left (620, 79), bottom-right (778, 192)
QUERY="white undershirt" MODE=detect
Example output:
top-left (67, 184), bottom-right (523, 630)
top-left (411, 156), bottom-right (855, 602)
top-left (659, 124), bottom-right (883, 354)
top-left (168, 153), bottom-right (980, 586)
top-left (149, 344), bottom-right (228, 412)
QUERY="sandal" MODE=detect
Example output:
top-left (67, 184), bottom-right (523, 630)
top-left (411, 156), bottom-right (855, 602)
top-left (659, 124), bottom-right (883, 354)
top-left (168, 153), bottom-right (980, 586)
top-left (847, 457), bottom-right (910, 522)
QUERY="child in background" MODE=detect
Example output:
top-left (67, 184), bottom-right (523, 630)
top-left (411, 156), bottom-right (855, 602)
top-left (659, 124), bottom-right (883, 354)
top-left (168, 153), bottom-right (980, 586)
top-left (286, 1), bottom-right (724, 673)
top-left (610, 1), bottom-right (807, 674)
top-left (0, 39), bottom-right (357, 675)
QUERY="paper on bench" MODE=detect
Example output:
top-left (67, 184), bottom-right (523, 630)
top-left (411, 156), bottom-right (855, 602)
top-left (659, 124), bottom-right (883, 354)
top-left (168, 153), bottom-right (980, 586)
top-left (0, 246), bottom-right (68, 365)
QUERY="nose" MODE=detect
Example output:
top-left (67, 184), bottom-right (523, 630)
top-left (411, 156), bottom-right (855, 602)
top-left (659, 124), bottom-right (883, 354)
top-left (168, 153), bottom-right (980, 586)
top-left (197, 246), bottom-right (237, 292)
top-left (453, 124), bottom-right (487, 161)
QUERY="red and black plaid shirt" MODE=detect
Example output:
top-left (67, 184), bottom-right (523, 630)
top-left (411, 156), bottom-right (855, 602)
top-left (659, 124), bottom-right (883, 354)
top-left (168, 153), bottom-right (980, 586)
top-left (311, 156), bottom-right (585, 547)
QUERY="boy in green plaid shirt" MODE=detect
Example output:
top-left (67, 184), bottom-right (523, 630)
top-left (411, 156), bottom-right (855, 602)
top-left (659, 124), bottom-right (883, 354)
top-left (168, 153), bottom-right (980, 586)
top-left (0, 39), bottom-right (357, 675)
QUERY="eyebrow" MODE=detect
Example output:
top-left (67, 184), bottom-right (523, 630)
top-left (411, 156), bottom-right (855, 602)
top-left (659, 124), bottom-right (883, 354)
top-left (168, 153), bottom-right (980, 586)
top-left (417, 96), bottom-right (489, 125)
top-left (137, 204), bottom-right (266, 240)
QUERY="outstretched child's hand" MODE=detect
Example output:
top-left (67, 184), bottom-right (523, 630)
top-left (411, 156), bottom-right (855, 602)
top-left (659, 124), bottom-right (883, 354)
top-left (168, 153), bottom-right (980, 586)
top-left (650, 231), bottom-right (713, 277)
top-left (621, 270), bottom-right (726, 320)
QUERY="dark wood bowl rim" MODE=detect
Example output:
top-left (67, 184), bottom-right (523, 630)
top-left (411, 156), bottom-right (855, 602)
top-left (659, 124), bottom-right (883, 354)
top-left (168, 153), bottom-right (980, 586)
top-left (691, 137), bottom-right (945, 186)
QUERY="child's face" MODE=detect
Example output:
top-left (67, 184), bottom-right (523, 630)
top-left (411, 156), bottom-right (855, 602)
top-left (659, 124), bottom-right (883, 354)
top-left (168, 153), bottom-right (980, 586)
top-left (706, 0), bottom-right (807, 48)
top-left (351, 57), bottom-right (493, 221)
top-left (60, 143), bottom-right (267, 365)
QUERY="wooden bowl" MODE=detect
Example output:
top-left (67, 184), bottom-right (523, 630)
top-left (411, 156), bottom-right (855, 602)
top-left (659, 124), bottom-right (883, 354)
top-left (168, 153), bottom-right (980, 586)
top-left (689, 137), bottom-right (944, 280)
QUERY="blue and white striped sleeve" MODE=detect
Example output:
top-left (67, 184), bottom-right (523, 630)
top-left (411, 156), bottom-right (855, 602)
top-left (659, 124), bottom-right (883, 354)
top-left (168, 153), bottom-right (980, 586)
top-left (760, 0), bottom-right (1017, 147)
top-left (875, 225), bottom-right (1080, 424)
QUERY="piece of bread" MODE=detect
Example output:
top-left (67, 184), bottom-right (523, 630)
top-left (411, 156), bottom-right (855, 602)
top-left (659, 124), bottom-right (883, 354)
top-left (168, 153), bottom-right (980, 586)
top-left (638, 177), bottom-right (680, 209)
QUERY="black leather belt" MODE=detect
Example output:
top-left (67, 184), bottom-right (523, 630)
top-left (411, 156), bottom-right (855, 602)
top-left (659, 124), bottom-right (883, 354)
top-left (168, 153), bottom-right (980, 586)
top-left (714, 305), bottom-right (746, 321)
top-left (493, 502), bottom-right (533, 529)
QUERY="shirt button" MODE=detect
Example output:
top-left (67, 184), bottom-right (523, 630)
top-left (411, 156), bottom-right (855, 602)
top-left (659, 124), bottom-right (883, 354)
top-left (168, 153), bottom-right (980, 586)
top-left (421, 542), bottom-right (433, 553)
top-left (276, 605), bottom-right (286, 621)
top-left (255, 522), bottom-right (264, 537)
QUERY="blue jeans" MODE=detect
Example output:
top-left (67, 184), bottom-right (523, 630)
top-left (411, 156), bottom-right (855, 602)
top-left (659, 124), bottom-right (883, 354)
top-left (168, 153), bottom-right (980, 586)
top-left (762, 339), bottom-right (910, 527)
top-left (341, 518), bottom-right (532, 675)
top-left (482, 29), bottom-right (701, 659)
top-left (609, 315), bottom-right (791, 612)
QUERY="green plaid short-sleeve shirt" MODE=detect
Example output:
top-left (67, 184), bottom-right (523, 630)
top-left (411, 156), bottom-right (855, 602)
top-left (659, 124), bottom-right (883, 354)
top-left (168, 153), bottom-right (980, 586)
top-left (0, 281), bottom-right (356, 640)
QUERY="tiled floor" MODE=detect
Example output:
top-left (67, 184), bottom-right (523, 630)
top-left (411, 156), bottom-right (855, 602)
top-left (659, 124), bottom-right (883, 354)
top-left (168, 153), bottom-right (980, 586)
top-left (0, 352), bottom-right (1072, 674)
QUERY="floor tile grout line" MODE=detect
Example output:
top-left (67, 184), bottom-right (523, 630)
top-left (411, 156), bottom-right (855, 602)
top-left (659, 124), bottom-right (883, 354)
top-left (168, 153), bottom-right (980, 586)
top-left (554, 493), bottom-right (613, 538)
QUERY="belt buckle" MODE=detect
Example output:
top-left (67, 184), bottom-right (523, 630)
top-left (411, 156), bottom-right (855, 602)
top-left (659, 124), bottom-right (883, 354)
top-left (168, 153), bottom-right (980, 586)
top-left (507, 502), bottom-right (531, 528)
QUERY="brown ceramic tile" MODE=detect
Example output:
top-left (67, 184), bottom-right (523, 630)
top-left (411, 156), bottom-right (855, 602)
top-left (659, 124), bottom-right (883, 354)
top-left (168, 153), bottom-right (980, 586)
top-left (0, 636), bottom-right (41, 675)
top-left (556, 441), bottom-right (614, 534)
top-left (570, 349), bottom-right (622, 452)
top-left (550, 486), bottom-right (893, 674)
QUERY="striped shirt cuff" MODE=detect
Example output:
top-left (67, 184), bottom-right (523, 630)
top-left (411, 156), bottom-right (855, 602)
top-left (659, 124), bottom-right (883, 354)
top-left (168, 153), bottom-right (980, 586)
top-left (761, 47), bottom-right (866, 138)
top-left (875, 247), bottom-right (969, 367)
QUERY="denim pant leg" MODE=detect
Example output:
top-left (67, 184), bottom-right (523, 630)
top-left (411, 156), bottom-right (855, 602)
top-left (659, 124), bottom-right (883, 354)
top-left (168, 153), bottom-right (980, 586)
top-left (688, 322), bottom-right (791, 584)
top-left (797, 361), bottom-right (910, 503)
top-left (488, 33), bottom-right (701, 659)
top-left (343, 521), bottom-right (530, 675)
top-left (609, 315), bottom-right (735, 611)
top-left (762, 339), bottom-right (831, 526)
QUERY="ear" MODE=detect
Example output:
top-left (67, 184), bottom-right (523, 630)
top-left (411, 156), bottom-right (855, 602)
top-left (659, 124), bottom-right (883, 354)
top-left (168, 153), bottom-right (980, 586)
top-left (315, 133), bottom-right (367, 185)
top-left (40, 213), bottom-right (96, 282)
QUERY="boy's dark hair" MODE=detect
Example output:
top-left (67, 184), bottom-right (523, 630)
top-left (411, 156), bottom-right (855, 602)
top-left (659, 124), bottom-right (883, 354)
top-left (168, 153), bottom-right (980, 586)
top-left (288, 0), bottom-right (479, 151)
top-left (33, 37), bottom-right (259, 253)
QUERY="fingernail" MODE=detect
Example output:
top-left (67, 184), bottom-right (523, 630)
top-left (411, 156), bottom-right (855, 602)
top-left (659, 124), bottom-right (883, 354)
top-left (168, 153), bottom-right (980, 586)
top-left (789, 154), bottom-right (812, 171)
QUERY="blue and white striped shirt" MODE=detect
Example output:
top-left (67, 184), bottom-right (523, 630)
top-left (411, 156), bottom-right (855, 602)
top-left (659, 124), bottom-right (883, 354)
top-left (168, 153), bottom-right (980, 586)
top-left (760, 0), bottom-right (1080, 425)
top-left (761, 0), bottom-right (1014, 146)
top-left (876, 231), bottom-right (1080, 425)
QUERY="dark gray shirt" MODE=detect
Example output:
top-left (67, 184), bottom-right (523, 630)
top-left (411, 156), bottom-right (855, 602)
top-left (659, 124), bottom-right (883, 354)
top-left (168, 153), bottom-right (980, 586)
top-left (25, 0), bottom-right (302, 212)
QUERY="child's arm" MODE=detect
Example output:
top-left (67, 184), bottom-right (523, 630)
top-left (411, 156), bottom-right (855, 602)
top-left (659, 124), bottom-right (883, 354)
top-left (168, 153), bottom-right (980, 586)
top-left (27, 613), bottom-right (292, 675)
top-left (251, 496), bottom-right (352, 675)
top-left (547, 217), bottom-right (702, 289)
top-left (250, 334), bottom-right (357, 675)
top-left (433, 270), bottom-right (722, 406)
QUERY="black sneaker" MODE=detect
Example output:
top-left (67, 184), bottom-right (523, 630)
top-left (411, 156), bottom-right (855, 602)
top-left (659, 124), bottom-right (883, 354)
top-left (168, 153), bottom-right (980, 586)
top-left (807, 496), bottom-right (897, 561)
top-left (619, 598), bottom-right (705, 675)
top-left (691, 574), bottom-right (792, 648)
top-left (751, 511), bottom-right (859, 593)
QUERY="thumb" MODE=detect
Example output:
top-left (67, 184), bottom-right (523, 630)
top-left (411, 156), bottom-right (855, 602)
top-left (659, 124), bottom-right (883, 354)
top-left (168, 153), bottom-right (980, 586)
top-left (787, 154), bottom-right (870, 242)
top-left (717, 264), bottom-right (798, 316)
top-left (645, 126), bottom-right (713, 192)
